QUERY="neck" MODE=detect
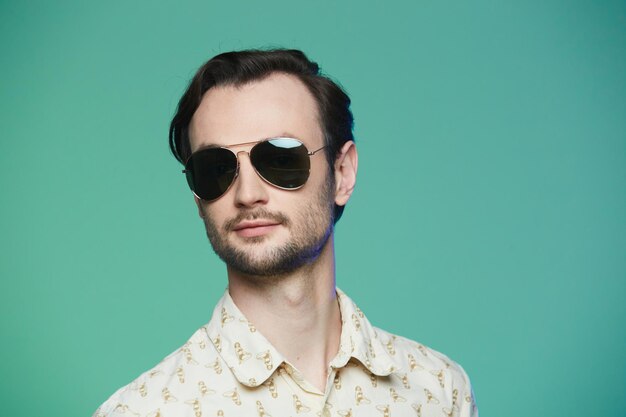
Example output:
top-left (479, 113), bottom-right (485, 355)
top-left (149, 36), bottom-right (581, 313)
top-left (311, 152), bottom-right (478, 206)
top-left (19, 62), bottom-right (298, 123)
top-left (226, 235), bottom-right (341, 392)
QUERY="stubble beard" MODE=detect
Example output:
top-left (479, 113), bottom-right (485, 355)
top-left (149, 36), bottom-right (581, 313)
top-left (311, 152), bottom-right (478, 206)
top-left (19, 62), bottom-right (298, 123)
top-left (200, 178), bottom-right (335, 278)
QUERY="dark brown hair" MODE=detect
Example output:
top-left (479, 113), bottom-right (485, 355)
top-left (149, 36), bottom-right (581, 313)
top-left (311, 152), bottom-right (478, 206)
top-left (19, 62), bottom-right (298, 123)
top-left (169, 49), bottom-right (355, 223)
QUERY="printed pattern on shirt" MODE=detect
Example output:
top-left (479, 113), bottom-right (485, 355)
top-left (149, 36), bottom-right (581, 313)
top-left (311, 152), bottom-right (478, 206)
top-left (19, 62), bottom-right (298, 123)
top-left (93, 288), bottom-right (478, 417)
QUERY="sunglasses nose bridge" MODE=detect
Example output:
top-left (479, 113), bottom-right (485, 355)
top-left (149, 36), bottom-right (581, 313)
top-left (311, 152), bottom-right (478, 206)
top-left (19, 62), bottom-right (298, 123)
top-left (229, 149), bottom-right (251, 179)
top-left (229, 149), bottom-right (271, 206)
top-left (234, 149), bottom-right (252, 169)
top-left (233, 150), bottom-right (260, 182)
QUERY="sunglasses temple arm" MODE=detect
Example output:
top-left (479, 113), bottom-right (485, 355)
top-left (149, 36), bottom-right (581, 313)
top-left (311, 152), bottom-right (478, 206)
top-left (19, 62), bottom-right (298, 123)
top-left (308, 145), bottom-right (328, 156)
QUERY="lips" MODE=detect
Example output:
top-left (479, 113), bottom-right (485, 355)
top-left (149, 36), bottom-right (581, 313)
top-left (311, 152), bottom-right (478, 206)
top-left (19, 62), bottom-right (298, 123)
top-left (232, 220), bottom-right (281, 231)
top-left (232, 219), bottom-right (281, 238)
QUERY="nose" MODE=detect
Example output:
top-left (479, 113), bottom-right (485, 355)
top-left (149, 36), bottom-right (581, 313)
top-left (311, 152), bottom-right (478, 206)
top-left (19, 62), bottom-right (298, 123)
top-left (232, 151), bottom-right (269, 208)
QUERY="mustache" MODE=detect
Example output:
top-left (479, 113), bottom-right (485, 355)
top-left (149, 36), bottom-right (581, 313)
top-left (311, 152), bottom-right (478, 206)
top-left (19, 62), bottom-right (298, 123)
top-left (223, 208), bottom-right (291, 231)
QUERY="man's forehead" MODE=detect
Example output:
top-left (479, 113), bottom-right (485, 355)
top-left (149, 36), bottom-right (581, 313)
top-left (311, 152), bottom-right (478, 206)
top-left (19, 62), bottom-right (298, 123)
top-left (188, 73), bottom-right (323, 151)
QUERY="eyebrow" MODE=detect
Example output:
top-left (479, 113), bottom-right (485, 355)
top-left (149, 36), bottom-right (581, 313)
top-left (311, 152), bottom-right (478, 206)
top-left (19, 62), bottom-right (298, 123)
top-left (195, 143), bottom-right (221, 151)
top-left (194, 132), bottom-right (302, 151)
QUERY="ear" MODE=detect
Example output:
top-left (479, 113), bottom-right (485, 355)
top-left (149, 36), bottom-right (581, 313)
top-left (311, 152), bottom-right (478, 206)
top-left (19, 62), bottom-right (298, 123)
top-left (334, 141), bottom-right (358, 206)
top-left (194, 195), bottom-right (206, 219)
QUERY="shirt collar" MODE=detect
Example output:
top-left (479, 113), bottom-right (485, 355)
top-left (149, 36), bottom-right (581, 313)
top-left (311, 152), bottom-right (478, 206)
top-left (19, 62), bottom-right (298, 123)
top-left (332, 288), bottom-right (397, 377)
top-left (204, 287), bottom-right (397, 388)
top-left (204, 288), bottom-right (285, 388)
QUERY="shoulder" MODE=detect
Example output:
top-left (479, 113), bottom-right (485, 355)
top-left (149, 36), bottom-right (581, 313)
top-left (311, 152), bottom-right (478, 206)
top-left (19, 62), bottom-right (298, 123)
top-left (93, 326), bottom-right (212, 417)
top-left (373, 325), bottom-right (477, 405)
top-left (374, 326), bottom-right (464, 370)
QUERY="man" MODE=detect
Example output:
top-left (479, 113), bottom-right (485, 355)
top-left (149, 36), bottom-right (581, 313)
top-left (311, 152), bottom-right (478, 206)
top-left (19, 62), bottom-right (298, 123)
top-left (94, 49), bottom-right (478, 417)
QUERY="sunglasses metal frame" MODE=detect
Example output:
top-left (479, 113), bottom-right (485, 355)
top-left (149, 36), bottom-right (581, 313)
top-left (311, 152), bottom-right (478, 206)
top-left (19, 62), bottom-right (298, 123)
top-left (182, 137), bottom-right (327, 202)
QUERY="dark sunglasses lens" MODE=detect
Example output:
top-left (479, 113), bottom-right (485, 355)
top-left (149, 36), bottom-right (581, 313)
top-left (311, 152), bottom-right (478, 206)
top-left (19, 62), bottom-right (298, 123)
top-left (185, 149), bottom-right (237, 200)
top-left (251, 138), bottom-right (311, 188)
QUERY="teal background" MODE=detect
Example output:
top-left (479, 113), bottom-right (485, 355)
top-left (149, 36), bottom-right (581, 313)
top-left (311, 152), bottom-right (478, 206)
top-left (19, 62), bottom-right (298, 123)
top-left (1, 1), bottom-right (624, 416)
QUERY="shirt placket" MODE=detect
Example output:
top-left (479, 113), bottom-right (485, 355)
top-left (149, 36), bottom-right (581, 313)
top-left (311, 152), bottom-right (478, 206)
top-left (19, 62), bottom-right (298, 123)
top-left (276, 362), bottom-right (337, 416)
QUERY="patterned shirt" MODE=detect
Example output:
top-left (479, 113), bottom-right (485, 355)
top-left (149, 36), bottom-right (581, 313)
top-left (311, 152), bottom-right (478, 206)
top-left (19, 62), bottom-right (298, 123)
top-left (94, 288), bottom-right (478, 417)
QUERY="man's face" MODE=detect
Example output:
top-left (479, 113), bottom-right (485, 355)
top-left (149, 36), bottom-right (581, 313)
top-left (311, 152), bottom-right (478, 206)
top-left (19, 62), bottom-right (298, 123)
top-left (188, 73), bottom-right (335, 277)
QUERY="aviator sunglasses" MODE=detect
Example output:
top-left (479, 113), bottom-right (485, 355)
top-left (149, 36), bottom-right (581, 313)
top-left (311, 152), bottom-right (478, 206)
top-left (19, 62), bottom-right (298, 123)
top-left (183, 137), bottom-right (326, 201)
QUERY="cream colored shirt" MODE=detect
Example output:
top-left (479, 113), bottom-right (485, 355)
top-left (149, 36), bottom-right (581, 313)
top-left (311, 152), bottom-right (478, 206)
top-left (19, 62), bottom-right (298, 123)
top-left (94, 288), bottom-right (478, 417)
